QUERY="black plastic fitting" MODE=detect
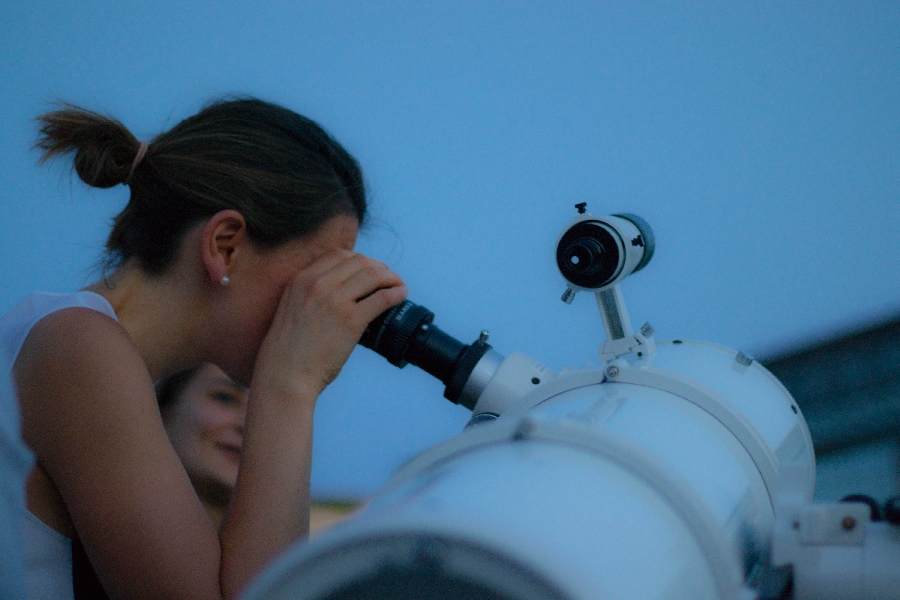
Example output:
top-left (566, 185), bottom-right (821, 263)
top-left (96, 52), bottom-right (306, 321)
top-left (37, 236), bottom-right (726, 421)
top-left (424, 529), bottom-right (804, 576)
top-left (840, 494), bottom-right (882, 521)
top-left (884, 496), bottom-right (900, 526)
top-left (359, 300), bottom-right (492, 408)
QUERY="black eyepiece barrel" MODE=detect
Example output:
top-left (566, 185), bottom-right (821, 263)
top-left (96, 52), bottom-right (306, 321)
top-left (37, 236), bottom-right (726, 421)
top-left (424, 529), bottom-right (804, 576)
top-left (358, 301), bottom-right (435, 368)
top-left (407, 326), bottom-right (468, 384)
top-left (359, 300), bottom-right (492, 409)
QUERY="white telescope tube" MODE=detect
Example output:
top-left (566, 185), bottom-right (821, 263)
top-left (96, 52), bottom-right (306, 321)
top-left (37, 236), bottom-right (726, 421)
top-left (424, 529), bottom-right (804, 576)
top-left (242, 340), bottom-right (814, 600)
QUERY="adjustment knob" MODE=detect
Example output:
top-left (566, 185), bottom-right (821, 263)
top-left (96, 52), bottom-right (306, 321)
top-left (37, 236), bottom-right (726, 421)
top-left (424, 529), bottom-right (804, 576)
top-left (840, 494), bottom-right (882, 521)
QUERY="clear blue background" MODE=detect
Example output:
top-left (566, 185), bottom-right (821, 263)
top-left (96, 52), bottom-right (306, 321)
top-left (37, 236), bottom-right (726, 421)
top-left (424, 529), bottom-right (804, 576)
top-left (2, 1), bottom-right (898, 498)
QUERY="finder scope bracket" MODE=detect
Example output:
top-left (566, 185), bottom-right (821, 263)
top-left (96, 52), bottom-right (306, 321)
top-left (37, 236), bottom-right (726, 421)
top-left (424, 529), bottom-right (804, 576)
top-left (557, 204), bottom-right (657, 363)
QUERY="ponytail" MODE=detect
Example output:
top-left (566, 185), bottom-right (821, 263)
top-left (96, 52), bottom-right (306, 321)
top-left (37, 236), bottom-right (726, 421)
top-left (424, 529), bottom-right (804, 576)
top-left (35, 105), bottom-right (147, 189)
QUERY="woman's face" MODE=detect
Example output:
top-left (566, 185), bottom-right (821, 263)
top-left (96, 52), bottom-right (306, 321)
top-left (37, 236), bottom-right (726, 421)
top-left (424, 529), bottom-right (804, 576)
top-left (216, 213), bottom-right (360, 385)
top-left (162, 363), bottom-right (248, 503)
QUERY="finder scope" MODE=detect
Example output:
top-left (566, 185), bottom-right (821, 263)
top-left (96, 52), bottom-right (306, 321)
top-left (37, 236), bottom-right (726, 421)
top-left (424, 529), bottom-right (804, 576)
top-left (556, 212), bottom-right (655, 292)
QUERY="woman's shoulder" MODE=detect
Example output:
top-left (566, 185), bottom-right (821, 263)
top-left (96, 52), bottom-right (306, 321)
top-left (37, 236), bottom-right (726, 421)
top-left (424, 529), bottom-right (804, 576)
top-left (17, 303), bottom-right (138, 379)
top-left (14, 297), bottom-right (156, 469)
top-left (1, 291), bottom-right (119, 370)
top-left (4, 291), bottom-right (116, 321)
top-left (11, 290), bottom-right (146, 413)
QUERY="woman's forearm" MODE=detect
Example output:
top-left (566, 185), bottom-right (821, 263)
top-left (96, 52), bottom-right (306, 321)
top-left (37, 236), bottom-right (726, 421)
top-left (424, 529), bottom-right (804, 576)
top-left (218, 383), bottom-right (317, 598)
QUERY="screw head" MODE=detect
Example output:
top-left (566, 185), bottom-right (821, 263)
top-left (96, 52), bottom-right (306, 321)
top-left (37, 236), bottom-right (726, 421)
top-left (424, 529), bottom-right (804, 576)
top-left (605, 365), bottom-right (620, 378)
top-left (513, 418), bottom-right (534, 441)
top-left (841, 516), bottom-right (857, 531)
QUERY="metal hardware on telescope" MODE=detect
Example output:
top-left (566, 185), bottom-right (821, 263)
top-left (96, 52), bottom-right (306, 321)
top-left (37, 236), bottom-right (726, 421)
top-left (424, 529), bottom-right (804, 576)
top-left (555, 205), bottom-right (657, 362)
top-left (358, 300), bottom-right (501, 410)
top-left (359, 205), bottom-right (660, 416)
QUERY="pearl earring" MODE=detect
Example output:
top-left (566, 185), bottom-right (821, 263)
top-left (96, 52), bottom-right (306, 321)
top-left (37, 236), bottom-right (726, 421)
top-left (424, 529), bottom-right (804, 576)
top-left (220, 275), bottom-right (230, 286)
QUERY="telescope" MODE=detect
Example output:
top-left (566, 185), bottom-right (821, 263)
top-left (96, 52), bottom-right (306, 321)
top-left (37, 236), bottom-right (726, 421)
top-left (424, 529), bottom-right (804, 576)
top-left (243, 206), bottom-right (900, 600)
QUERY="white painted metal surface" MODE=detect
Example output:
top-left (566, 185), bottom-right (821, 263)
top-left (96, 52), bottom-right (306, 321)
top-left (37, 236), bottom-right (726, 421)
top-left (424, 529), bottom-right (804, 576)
top-left (243, 341), bottom-right (815, 600)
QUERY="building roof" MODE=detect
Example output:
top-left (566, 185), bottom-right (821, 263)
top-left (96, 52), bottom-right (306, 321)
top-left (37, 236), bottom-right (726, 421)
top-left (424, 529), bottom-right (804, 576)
top-left (762, 315), bottom-right (900, 454)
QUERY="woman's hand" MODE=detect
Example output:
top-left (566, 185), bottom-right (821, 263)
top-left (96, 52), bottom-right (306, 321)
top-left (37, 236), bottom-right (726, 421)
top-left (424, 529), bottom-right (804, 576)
top-left (221, 250), bottom-right (406, 592)
top-left (251, 250), bottom-right (407, 400)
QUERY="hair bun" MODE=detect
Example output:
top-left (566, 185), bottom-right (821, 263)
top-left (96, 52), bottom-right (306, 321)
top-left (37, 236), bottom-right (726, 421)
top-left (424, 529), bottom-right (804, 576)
top-left (35, 105), bottom-right (141, 188)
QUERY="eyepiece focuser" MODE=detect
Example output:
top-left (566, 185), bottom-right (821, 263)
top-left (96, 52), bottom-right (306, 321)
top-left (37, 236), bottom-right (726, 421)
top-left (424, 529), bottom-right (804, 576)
top-left (359, 300), bottom-right (498, 409)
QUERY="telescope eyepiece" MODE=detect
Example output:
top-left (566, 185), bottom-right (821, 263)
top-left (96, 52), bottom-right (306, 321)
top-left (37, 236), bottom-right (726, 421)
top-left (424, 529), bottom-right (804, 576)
top-left (359, 300), bottom-right (495, 409)
top-left (359, 301), bottom-right (435, 368)
top-left (557, 222), bottom-right (621, 289)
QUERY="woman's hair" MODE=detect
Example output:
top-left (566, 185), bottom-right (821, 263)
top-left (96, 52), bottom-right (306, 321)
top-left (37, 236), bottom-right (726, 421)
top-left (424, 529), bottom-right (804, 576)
top-left (35, 97), bottom-right (366, 274)
top-left (155, 366), bottom-right (201, 412)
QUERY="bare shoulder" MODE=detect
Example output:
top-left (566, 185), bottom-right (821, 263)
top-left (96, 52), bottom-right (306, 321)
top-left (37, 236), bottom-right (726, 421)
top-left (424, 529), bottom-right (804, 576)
top-left (15, 305), bottom-right (157, 461)
top-left (16, 305), bottom-right (144, 372)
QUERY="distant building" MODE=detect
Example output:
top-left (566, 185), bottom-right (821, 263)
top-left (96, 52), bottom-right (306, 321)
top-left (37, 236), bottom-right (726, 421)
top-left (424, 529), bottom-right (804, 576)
top-left (762, 315), bottom-right (900, 502)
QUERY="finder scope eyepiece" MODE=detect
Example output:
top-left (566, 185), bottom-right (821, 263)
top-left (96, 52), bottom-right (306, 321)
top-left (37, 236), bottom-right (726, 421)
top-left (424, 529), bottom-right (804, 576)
top-left (359, 300), bottom-right (497, 409)
top-left (556, 212), bottom-right (655, 291)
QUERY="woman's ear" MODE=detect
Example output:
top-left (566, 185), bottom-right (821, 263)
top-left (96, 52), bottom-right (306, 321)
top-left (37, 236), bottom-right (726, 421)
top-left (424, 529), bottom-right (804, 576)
top-left (201, 210), bottom-right (248, 286)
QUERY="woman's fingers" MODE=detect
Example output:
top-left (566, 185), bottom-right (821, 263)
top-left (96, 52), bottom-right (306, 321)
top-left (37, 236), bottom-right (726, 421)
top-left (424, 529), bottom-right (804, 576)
top-left (305, 252), bottom-right (402, 299)
top-left (351, 283), bottom-right (409, 330)
top-left (254, 250), bottom-right (407, 396)
top-left (293, 252), bottom-right (405, 326)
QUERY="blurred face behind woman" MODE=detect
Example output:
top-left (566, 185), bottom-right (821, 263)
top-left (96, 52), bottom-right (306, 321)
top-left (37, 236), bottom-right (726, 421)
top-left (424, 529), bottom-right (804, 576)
top-left (161, 364), bottom-right (248, 526)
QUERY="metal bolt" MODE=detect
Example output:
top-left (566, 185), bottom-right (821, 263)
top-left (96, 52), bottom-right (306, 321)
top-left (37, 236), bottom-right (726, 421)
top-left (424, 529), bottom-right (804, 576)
top-left (606, 365), bottom-right (620, 379)
top-left (841, 516), bottom-right (857, 531)
top-left (561, 288), bottom-right (577, 304)
top-left (478, 330), bottom-right (490, 343)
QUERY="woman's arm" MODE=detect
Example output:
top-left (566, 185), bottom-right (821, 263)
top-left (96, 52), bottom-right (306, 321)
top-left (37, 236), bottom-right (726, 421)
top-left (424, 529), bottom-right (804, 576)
top-left (16, 309), bottom-right (224, 599)
top-left (220, 250), bottom-right (406, 594)
top-left (15, 252), bottom-right (405, 599)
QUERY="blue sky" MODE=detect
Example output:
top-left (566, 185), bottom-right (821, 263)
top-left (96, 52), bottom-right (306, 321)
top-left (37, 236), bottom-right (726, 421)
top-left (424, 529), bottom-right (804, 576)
top-left (2, 1), bottom-right (898, 497)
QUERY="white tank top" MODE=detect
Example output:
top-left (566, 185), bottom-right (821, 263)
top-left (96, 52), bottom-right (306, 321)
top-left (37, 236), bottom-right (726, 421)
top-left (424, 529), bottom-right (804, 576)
top-left (0, 291), bottom-right (118, 600)
top-left (0, 366), bottom-right (33, 599)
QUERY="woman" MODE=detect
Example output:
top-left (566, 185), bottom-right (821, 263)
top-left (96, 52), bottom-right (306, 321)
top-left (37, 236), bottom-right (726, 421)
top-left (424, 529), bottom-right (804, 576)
top-left (157, 364), bottom-right (248, 531)
top-left (1, 98), bottom-right (407, 599)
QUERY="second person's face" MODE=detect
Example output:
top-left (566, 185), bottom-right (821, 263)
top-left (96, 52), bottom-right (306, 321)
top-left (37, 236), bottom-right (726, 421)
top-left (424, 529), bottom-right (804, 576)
top-left (162, 363), bottom-right (248, 498)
